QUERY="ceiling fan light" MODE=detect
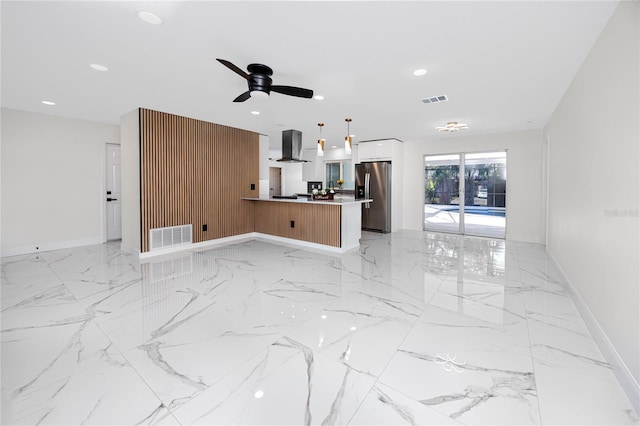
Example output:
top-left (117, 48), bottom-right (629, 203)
top-left (250, 90), bottom-right (269, 99)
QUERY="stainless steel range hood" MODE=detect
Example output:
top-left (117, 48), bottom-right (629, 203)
top-left (276, 129), bottom-right (308, 163)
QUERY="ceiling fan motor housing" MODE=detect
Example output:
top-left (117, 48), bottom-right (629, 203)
top-left (249, 73), bottom-right (272, 95)
top-left (248, 63), bottom-right (273, 95)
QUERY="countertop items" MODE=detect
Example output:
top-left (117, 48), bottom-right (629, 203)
top-left (242, 197), bottom-right (372, 206)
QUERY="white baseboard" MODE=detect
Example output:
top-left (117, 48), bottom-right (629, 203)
top-left (138, 233), bottom-right (257, 260)
top-left (1, 237), bottom-right (104, 258)
top-left (120, 242), bottom-right (140, 257)
top-left (253, 233), bottom-right (350, 254)
top-left (546, 248), bottom-right (640, 416)
top-left (137, 232), bottom-right (351, 260)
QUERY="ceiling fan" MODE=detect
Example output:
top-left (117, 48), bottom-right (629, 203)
top-left (216, 59), bottom-right (314, 102)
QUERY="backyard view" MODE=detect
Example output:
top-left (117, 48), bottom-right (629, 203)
top-left (424, 152), bottom-right (506, 238)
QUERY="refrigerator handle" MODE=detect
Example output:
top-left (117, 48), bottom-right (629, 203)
top-left (364, 173), bottom-right (371, 209)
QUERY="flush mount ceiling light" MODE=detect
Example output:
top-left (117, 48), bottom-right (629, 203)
top-left (413, 68), bottom-right (427, 76)
top-left (41, 100), bottom-right (56, 106)
top-left (344, 118), bottom-right (353, 154)
top-left (436, 121), bottom-right (469, 132)
top-left (317, 123), bottom-right (325, 157)
top-left (250, 111), bottom-right (260, 115)
top-left (89, 63), bottom-right (108, 72)
top-left (137, 10), bottom-right (162, 25)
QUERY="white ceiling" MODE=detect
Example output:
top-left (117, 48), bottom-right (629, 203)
top-left (1, 1), bottom-right (619, 150)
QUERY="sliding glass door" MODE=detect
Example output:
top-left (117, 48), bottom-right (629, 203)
top-left (425, 151), bottom-right (506, 238)
top-left (463, 152), bottom-right (506, 238)
top-left (424, 155), bottom-right (461, 234)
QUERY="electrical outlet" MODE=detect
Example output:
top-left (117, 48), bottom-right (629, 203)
top-left (202, 224), bottom-right (208, 232)
top-left (290, 221), bottom-right (295, 228)
top-left (250, 183), bottom-right (256, 190)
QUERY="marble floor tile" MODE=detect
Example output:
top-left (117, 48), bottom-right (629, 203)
top-left (173, 337), bottom-right (376, 425)
top-left (285, 293), bottom-right (419, 376)
top-left (1, 254), bottom-right (66, 310)
top-left (120, 301), bottom-right (283, 410)
top-left (377, 314), bottom-right (541, 425)
top-left (4, 353), bottom-right (177, 425)
top-left (1, 231), bottom-right (637, 425)
top-left (348, 382), bottom-right (459, 425)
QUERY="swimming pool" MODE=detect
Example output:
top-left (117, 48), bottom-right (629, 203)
top-left (434, 206), bottom-right (506, 217)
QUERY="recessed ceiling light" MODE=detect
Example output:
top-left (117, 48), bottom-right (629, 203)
top-left (89, 63), bottom-right (108, 72)
top-left (413, 68), bottom-right (427, 76)
top-left (331, 145), bottom-right (337, 149)
top-left (251, 111), bottom-right (260, 115)
top-left (41, 100), bottom-right (56, 106)
top-left (314, 95), bottom-right (324, 100)
top-left (137, 10), bottom-right (162, 25)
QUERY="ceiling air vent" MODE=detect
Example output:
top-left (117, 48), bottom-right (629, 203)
top-left (422, 95), bottom-right (448, 104)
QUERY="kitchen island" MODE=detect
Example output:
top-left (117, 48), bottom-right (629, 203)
top-left (242, 197), bottom-right (372, 252)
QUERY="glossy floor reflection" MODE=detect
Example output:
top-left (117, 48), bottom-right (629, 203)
top-left (1, 231), bottom-right (638, 425)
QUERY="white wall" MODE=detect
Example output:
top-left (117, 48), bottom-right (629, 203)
top-left (267, 149), bottom-right (307, 196)
top-left (304, 144), bottom-right (358, 188)
top-left (402, 129), bottom-right (544, 243)
top-left (1, 108), bottom-right (120, 256)
top-left (120, 109), bottom-right (140, 255)
top-left (544, 0), bottom-right (639, 395)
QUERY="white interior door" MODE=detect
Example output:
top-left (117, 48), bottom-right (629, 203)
top-left (106, 144), bottom-right (122, 240)
top-left (269, 167), bottom-right (282, 197)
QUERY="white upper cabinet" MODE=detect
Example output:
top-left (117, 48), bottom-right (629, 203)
top-left (357, 139), bottom-right (399, 162)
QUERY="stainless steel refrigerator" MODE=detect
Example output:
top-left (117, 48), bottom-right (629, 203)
top-left (355, 161), bottom-right (391, 233)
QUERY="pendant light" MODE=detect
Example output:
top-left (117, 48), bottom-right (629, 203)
top-left (344, 118), bottom-right (352, 154)
top-left (317, 123), bottom-right (325, 157)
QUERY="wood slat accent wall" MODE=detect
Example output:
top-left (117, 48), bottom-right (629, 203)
top-left (253, 201), bottom-right (341, 247)
top-left (139, 109), bottom-right (259, 252)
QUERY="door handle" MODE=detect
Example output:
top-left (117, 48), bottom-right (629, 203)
top-left (107, 198), bottom-right (118, 201)
top-left (364, 173), bottom-right (371, 209)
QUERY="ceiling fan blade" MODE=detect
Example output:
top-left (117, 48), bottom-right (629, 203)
top-left (271, 85), bottom-right (313, 99)
top-left (233, 91), bottom-right (251, 102)
top-left (216, 58), bottom-right (250, 80)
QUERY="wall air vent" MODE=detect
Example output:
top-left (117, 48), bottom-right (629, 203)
top-left (422, 95), bottom-right (449, 104)
top-left (149, 224), bottom-right (192, 251)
